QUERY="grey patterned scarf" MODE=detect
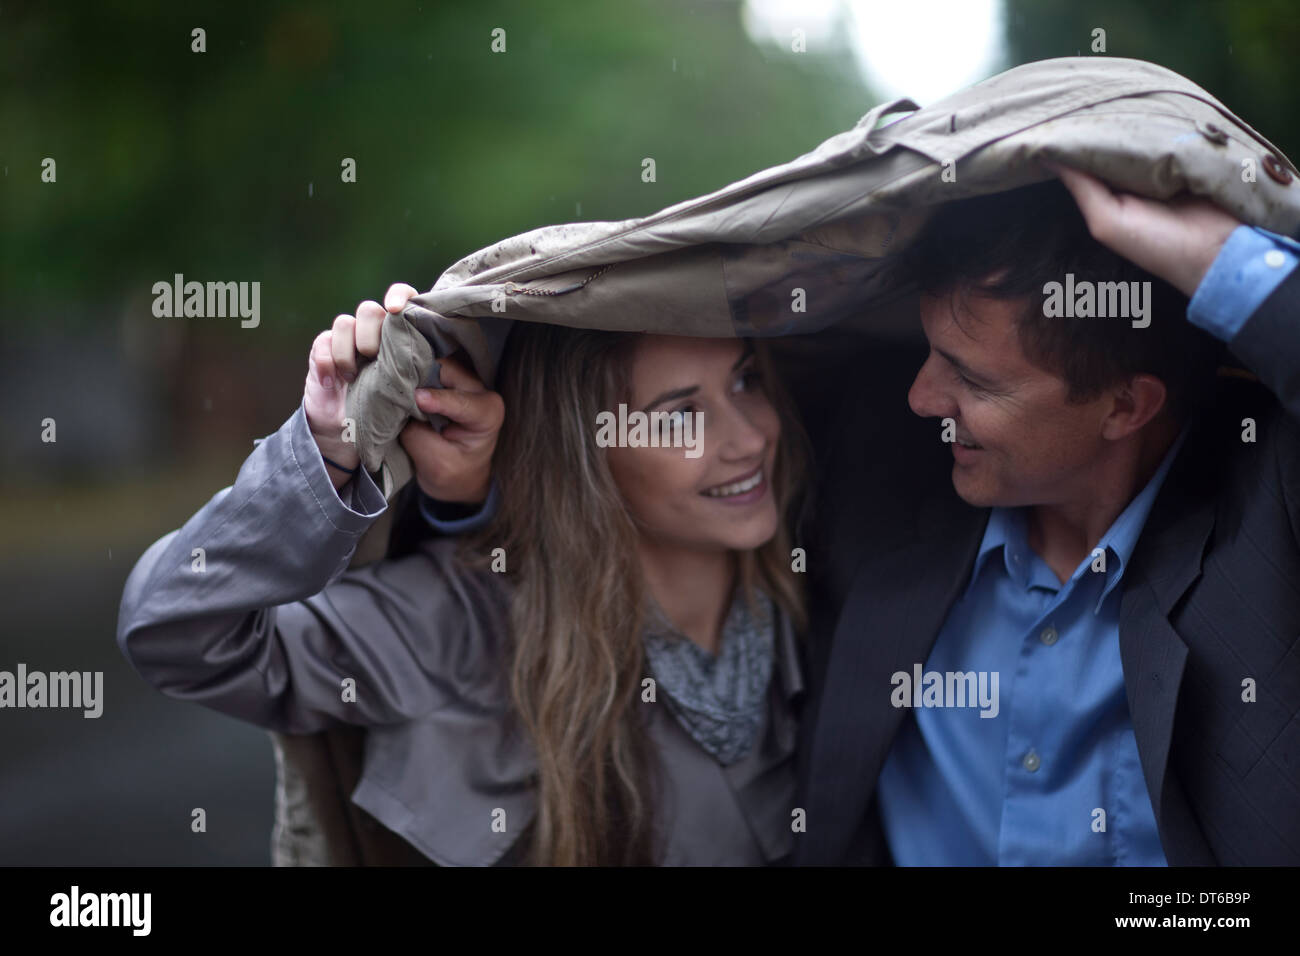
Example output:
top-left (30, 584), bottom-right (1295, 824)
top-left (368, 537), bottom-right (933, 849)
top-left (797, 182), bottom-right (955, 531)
top-left (642, 586), bottom-right (775, 766)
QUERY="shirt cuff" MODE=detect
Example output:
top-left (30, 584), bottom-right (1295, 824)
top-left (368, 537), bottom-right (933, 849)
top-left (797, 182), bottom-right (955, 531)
top-left (1187, 225), bottom-right (1300, 341)
top-left (417, 477), bottom-right (500, 533)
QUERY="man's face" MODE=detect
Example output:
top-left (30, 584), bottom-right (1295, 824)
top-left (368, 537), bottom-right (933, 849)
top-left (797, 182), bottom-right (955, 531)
top-left (907, 291), bottom-right (1114, 508)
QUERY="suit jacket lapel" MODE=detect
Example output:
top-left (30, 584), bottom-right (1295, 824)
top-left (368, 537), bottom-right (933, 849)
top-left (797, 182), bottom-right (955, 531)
top-left (802, 493), bottom-right (987, 862)
top-left (1120, 416), bottom-right (1219, 863)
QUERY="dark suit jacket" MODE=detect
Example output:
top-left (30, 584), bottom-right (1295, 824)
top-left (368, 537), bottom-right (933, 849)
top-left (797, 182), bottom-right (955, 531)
top-left (794, 271), bottom-right (1300, 866)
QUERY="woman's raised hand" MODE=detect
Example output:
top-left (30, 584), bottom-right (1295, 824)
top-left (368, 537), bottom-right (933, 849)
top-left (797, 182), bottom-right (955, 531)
top-left (305, 283), bottom-right (420, 485)
top-left (303, 282), bottom-right (504, 502)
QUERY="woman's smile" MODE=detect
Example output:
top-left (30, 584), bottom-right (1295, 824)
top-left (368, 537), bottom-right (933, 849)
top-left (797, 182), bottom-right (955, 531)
top-left (701, 464), bottom-right (767, 504)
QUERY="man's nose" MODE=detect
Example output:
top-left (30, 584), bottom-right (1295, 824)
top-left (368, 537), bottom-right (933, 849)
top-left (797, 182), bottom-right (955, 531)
top-left (907, 355), bottom-right (951, 420)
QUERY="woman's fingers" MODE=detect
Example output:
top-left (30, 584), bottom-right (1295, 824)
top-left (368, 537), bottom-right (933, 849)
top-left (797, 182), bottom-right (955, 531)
top-left (354, 300), bottom-right (385, 359)
top-left (310, 330), bottom-right (338, 390)
top-left (433, 354), bottom-right (487, 392)
top-left (416, 385), bottom-right (504, 438)
top-left (330, 314), bottom-right (358, 382)
top-left (384, 282), bottom-right (419, 312)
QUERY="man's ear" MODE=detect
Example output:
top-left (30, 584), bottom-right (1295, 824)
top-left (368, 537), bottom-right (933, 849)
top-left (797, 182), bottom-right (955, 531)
top-left (1102, 373), bottom-right (1168, 440)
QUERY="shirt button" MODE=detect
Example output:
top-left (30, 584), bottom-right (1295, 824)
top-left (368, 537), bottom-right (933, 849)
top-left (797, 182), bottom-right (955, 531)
top-left (1265, 249), bottom-right (1287, 269)
top-left (1022, 750), bottom-right (1041, 772)
top-left (1040, 626), bottom-right (1058, 645)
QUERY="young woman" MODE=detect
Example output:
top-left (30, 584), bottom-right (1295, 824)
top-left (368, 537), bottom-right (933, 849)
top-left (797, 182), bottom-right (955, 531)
top-left (116, 285), bottom-right (811, 866)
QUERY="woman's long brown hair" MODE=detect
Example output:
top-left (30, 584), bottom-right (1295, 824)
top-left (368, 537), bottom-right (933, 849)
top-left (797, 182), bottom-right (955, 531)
top-left (461, 322), bottom-right (809, 865)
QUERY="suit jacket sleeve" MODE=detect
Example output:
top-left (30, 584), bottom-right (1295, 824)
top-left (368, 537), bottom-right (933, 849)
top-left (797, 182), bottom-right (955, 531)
top-left (1219, 267), bottom-right (1300, 542)
top-left (116, 398), bottom-right (502, 734)
top-left (1225, 266), bottom-right (1300, 423)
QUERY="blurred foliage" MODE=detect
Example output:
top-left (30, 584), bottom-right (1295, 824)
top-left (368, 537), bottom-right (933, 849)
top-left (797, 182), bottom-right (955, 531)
top-left (0, 0), bottom-right (873, 341)
top-left (1004, 0), bottom-right (1300, 160)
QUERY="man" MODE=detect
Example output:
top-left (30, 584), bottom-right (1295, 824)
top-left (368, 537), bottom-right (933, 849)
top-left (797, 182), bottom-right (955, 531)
top-left (797, 166), bottom-right (1300, 865)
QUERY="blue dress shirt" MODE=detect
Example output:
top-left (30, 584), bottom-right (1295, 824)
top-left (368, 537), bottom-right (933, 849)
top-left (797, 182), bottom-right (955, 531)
top-left (877, 427), bottom-right (1187, 865)
top-left (1187, 225), bottom-right (1299, 339)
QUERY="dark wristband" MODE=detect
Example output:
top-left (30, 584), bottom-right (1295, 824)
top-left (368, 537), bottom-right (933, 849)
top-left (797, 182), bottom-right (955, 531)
top-left (321, 453), bottom-right (359, 476)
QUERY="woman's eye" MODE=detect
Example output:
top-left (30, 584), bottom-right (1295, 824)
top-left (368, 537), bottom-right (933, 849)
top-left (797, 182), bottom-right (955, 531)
top-left (660, 407), bottom-right (691, 437)
top-left (733, 368), bottom-right (763, 392)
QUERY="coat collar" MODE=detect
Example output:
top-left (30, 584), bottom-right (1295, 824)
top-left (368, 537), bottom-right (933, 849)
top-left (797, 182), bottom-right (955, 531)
top-left (350, 601), bottom-right (804, 867)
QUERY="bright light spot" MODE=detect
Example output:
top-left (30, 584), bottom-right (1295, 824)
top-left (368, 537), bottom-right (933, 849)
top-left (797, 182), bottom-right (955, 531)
top-left (741, 0), bottom-right (842, 48)
top-left (845, 0), bottom-right (1004, 105)
top-left (742, 0), bottom-right (1005, 107)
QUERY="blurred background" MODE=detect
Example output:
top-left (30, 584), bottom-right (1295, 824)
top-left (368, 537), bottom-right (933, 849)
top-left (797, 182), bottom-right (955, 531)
top-left (2, 0), bottom-right (1296, 864)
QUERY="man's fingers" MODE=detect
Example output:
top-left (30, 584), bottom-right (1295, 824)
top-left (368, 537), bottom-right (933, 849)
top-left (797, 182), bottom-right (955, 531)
top-left (1052, 163), bottom-right (1112, 213)
top-left (385, 283), bottom-right (419, 312)
top-left (1048, 162), bottom-right (1129, 246)
top-left (354, 300), bottom-right (385, 359)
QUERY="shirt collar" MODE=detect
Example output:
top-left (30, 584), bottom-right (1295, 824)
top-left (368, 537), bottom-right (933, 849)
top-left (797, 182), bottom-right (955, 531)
top-left (966, 422), bottom-right (1192, 612)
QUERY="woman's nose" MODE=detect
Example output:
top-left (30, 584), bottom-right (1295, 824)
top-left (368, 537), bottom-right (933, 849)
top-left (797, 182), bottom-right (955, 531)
top-left (715, 401), bottom-right (769, 459)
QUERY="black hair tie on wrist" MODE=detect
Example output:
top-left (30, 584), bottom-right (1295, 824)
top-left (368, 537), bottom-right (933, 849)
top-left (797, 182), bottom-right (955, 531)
top-left (321, 454), bottom-right (359, 476)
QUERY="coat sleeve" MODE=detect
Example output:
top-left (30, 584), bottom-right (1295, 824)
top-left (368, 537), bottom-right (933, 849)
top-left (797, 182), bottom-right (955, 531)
top-left (116, 398), bottom-right (505, 734)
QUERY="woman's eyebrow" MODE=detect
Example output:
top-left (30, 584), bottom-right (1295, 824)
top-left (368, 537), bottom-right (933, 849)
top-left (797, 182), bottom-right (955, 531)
top-left (641, 344), bottom-right (755, 411)
top-left (642, 385), bottom-right (697, 413)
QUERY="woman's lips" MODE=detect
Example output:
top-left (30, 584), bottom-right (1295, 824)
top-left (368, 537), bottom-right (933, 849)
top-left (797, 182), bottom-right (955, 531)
top-left (701, 465), bottom-right (767, 504)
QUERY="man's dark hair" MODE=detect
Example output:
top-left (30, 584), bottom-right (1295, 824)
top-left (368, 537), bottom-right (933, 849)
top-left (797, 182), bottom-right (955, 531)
top-left (898, 178), bottom-right (1224, 420)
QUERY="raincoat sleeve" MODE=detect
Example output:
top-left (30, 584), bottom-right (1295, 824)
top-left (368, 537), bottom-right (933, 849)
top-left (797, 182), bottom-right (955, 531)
top-left (116, 398), bottom-right (496, 734)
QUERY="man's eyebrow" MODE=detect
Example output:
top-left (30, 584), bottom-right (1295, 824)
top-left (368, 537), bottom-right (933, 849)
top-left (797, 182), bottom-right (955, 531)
top-left (936, 347), bottom-right (996, 385)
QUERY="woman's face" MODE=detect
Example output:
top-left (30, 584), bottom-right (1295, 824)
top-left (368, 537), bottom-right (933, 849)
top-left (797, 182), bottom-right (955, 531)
top-left (606, 335), bottom-right (782, 555)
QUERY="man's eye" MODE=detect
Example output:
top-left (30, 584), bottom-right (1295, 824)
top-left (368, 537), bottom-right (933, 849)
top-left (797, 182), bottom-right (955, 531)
top-left (957, 371), bottom-right (988, 393)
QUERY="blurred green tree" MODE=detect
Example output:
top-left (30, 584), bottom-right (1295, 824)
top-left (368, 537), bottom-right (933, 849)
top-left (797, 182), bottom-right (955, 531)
top-left (1004, 0), bottom-right (1300, 162)
top-left (0, 0), bottom-right (872, 341)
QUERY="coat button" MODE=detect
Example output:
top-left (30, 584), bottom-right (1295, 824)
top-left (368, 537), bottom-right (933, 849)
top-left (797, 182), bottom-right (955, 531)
top-left (1263, 154), bottom-right (1293, 185)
